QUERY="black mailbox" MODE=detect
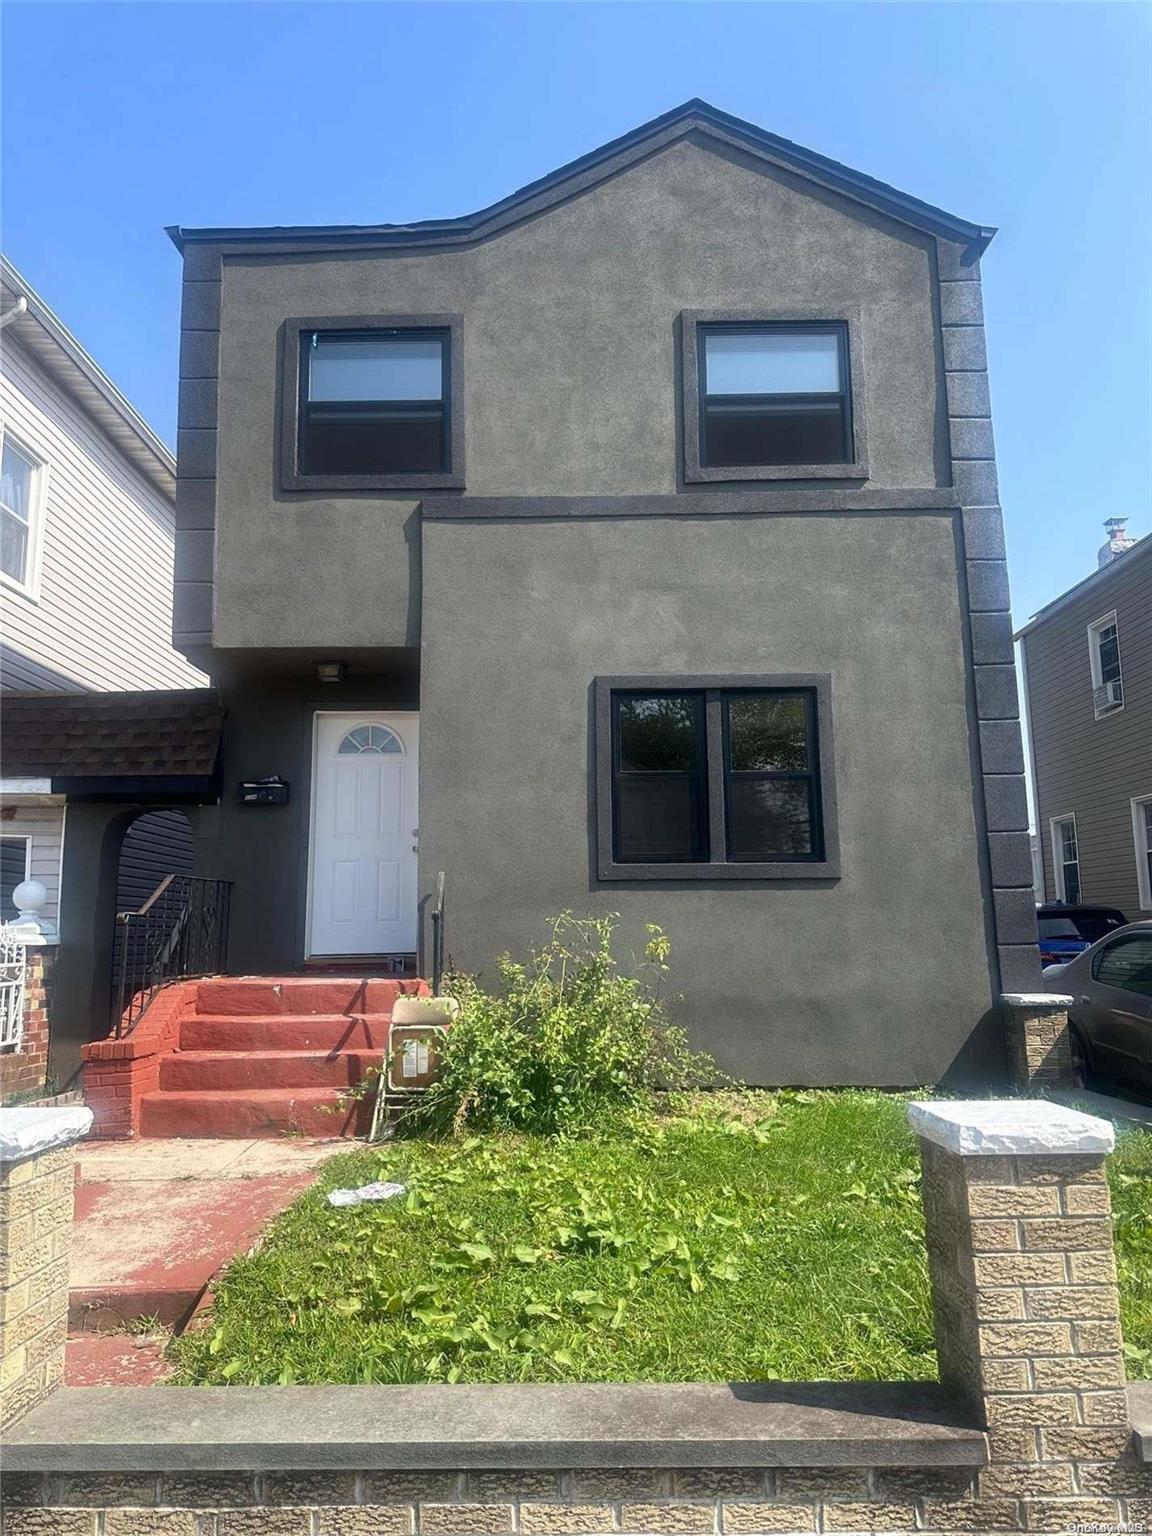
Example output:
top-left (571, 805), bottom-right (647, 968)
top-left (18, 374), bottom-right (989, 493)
top-left (238, 776), bottom-right (290, 806)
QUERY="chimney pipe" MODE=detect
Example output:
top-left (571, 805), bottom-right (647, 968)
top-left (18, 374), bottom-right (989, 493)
top-left (1098, 517), bottom-right (1136, 568)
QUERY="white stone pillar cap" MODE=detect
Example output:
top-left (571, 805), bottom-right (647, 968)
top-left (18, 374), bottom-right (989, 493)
top-left (1001, 993), bottom-right (1074, 1008)
top-left (908, 1099), bottom-right (1114, 1156)
top-left (0, 1105), bottom-right (93, 1162)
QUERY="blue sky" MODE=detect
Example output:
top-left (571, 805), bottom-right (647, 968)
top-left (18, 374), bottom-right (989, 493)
top-left (2, 1), bottom-right (1149, 626)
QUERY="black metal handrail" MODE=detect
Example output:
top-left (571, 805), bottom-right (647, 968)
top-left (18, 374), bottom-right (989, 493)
top-left (113, 874), bottom-right (232, 1037)
top-left (430, 870), bottom-right (446, 995)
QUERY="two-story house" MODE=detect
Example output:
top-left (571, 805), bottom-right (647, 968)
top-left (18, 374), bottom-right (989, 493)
top-left (1018, 521), bottom-right (1151, 919)
top-left (0, 256), bottom-right (216, 1092)
top-left (163, 100), bottom-right (1036, 1090)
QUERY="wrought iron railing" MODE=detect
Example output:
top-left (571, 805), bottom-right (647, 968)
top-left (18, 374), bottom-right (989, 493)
top-left (113, 875), bottom-right (232, 1037)
top-left (0, 925), bottom-right (27, 1053)
top-left (431, 870), bottom-right (446, 995)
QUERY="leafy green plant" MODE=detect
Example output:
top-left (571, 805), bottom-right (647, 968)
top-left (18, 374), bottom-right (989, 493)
top-left (404, 912), bottom-right (719, 1138)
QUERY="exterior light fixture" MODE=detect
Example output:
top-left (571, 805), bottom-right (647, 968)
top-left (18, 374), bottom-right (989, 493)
top-left (316, 661), bottom-right (346, 684)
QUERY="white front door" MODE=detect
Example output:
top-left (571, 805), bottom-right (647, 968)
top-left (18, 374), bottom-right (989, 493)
top-left (308, 712), bottom-right (419, 956)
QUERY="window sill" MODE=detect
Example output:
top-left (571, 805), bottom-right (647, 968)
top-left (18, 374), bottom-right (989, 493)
top-left (684, 461), bottom-right (869, 485)
top-left (279, 470), bottom-right (465, 494)
top-left (0, 569), bottom-right (41, 603)
top-left (597, 857), bottom-right (842, 882)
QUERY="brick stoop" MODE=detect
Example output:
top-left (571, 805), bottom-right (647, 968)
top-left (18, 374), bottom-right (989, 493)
top-left (81, 975), bottom-right (430, 1139)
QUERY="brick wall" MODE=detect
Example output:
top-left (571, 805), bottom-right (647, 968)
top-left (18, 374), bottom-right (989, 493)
top-left (4, 1456), bottom-right (1152, 1535)
top-left (81, 981), bottom-right (197, 1138)
top-left (0, 947), bottom-right (57, 1101)
top-left (0, 1142), bottom-right (75, 1432)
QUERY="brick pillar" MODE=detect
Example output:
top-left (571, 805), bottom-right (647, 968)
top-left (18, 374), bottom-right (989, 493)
top-left (0, 944), bottom-right (57, 1101)
top-left (911, 1099), bottom-right (1136, 1512)
top-left (1002, 993), bottom-right (1077, 1089)
top-left (0, 1105), bottom-right (93, 1429)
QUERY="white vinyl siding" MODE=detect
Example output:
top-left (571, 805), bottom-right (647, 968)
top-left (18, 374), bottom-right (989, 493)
top-left (0, 337), bottom-right (204, 692)
top-left (0, 804), bottom-right (65, 928)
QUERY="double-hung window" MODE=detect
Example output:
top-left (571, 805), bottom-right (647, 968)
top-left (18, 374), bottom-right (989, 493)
top-left (1132, 796), bottom-right (1152, 912)
top-left (597, 676), bottom-right (839, 880)
top-left (1051, 815), bottom-right (1081, 904)
top-left (280, 316), bottom-right (463, 491)
top-left (1087, 612), bottom-right (1123, 717)
top-left (681, 313), bottom-right (861, 482)
top-left (0, 428), bottom-right (43, 594)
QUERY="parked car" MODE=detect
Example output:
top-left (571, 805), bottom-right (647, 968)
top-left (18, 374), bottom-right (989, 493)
top-left (1036, 902), bottom-right (1128, 967)
top-left (1042, 921), bottom-right (1152, 1089)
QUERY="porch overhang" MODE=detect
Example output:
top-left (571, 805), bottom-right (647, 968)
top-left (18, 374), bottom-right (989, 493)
top-left (0, 689), bottom-right (224, 804)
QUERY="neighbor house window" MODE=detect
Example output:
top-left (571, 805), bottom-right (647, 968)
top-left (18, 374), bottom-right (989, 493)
top-left (0, 836), bottom-right (29, 920)
top-left (0, 429), bottom-right (43, 592)
top-left (597, 675), bottom-right (840, 880)
top-left (300, 330), bottom-right (448, 476)
top-left (280, 314), bottom-right (464, 491)
top-left (1051, 815), bottom-right (1081, 904)
top-left (1132, 796), bottom-right (1152, 911)
top-left (1087, 611), bottom-right (1123, 717)
top-left (698, 324), bottom-right (851, 469)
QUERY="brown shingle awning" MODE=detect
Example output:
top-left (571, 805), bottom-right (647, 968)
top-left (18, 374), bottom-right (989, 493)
top-left (1, 689), bottom-right (223, 798)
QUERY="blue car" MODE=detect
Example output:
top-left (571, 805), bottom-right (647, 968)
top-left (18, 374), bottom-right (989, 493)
top-left (1037, 903), bottom-right (1128, 968)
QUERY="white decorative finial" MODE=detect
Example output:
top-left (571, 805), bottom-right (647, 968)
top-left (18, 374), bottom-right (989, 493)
top-left (10, 878), bottom-right (57, 943)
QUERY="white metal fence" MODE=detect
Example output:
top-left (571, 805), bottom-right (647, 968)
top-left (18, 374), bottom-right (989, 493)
top-left (0, 924), bottom-right (27, 1052)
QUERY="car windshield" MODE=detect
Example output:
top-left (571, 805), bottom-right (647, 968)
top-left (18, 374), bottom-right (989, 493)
top-left (1038, 918), bottom-right (1082, 940)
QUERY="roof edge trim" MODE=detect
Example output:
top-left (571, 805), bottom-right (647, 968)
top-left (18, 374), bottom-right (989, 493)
top-left (167, 99), bottom-right (995, 256)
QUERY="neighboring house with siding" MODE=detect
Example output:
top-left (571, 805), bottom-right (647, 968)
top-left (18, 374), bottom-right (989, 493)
top-left (0, 256), bottom-right (211, 1087)
top-left (1018, 522), bottom-right (1151, 919)
top-left (159, 99), bottom-right (1036, 1091)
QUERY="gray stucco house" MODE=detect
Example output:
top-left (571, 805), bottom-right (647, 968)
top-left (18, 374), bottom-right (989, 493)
top-left (164, 100), bottom-right (1037, 1086)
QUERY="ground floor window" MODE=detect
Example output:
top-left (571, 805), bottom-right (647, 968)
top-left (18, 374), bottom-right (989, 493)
top-left (0, 835), bottom-right (29, 919)
top-left (595, 674), bottom-right (839, 881)
top-left (1133, 796), bottom-right (1152, 911)
top-left (1051, 815), bottom-right (1081, 904)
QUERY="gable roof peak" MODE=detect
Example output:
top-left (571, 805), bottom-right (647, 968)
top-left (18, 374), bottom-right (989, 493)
top-left (168, 100), bottom-right (995, 257)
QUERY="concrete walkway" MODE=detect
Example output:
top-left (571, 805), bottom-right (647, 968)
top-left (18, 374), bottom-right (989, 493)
top-left (66, 1137), bottom-right (349, 1386)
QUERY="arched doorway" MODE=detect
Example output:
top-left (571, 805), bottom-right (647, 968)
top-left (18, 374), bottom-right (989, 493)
top-left (115, 809), bottom-right (194, 918)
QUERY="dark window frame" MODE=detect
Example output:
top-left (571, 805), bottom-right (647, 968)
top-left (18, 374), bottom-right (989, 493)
top-left (680, 310), bottom-right (868, 486)
top-left (279, 314), bottom-right (465, 492)
top-left (595, 673), bottom-right (840, 882)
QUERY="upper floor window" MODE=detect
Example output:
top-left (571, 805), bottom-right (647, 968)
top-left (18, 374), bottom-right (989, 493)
top-left (301, 330), bottom-right (448, 477)
top-left (698, 324), bottom-right (852, 470)
top-left (680, 313), bottom-right (864, 485)
top-left (596, 675), bottom-right (840, 881)
top-left (0, 428), bottom-right (43, 595)
top-left (279, 314), bottom-right (464, 492)
top-left (1087, 611), bottom-right (1123, 717)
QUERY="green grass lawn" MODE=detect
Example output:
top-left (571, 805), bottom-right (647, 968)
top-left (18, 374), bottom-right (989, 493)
top-left (172, 1091), bottom-right (1152, 1387)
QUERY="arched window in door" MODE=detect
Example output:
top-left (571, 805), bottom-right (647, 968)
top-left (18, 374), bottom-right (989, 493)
top-left (337, 724), bottom-right (403, 755)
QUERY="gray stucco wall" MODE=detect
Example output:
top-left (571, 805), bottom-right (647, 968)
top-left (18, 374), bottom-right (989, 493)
top-left (170, 123), bottom-right (1035, 1077)
top-left (203, 138), bottom-right (947, 651)
top-left (418, 512), bottom-right (999, 1087)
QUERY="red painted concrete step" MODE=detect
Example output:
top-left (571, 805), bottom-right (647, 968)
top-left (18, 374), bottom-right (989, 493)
top-left (194, 976), bottom-right (426, 1016)
top-left (66, 1332), bottom-right (171, 1386)
top-left (160, 1049), bottom-right (384, 1092)
top-left (138, 1087), bottom-right (368, 1139)
top-left (179, 1013), bottom-right (394, 1052)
